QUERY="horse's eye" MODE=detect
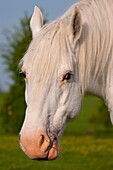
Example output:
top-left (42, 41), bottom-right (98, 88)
top-left (20, 72), bottom-right (26, 79)
top-left (63, 73), bottom-right (71, 81)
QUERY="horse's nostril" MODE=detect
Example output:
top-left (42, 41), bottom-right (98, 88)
top-left (39, 135), bottom-right (45, 147)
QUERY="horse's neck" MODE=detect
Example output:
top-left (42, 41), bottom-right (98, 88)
top-left (76, 0), bottom-right (113, 124)
top-left (86, 81), bottom-right (103, 98)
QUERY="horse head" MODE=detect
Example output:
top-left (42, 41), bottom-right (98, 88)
top-left (19, 6), bottom-right (82, 160)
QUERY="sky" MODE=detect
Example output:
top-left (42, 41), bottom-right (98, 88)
top-left (0, 0), bottom-right (78, 91)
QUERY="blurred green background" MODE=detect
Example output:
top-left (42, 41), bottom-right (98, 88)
top-left (0, 11), bottom-right (113, 170)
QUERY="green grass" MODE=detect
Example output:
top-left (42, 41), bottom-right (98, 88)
top-left (0, 94), bottom-right (113, 169)
top-left (0, 135), bottom-right (113, 170)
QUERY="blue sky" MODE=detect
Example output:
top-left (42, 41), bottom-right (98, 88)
top-left (0, 0), bottom-right (78, 91)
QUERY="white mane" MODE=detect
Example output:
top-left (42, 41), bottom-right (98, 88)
top-left (76, 0), bottom-right (113, 94)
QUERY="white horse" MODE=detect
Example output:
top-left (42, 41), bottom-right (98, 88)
top-left (19, 0), bottom-right (113, 160)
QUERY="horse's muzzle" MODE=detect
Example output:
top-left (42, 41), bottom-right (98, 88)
top-left (19, 130), bottom-right (59, 160)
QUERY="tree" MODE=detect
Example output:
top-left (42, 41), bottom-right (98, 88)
top-left (0, 14), bottom-right (32, 133)
top-left (1, 12), bottom-right (47, 134)
top-left (90, 100), bottom-right (112, 131)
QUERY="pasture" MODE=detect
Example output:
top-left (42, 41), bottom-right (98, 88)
top-left (0, 135), bottom-right (113, 170)
top-left (0, 95), bottom-right (113, 170)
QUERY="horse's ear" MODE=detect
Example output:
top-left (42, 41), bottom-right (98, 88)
top-left (69, 7), bottom-right (82, 42)
top-left (30, 6), bottom-right (43, 38)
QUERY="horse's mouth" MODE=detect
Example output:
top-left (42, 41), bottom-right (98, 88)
top-left (46, 139), bottom-right (59, 160)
